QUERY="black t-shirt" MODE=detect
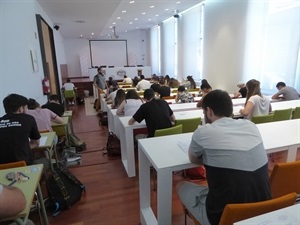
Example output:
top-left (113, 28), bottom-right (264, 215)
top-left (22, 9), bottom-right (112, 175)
top-left (239, 87), bottom-right (247, 98)
top-left (0, 113), bottom-right (41, 165)
top-left (42, 102), bottom-right (65, 116)
top-left (158, 86), bottom-right (171, 98)
top-left (133, 99), bottom-right (173, 137)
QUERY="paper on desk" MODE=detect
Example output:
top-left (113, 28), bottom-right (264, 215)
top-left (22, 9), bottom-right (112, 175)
top-left (39, 136), bottom-right (47, 146)
top-left (177, 140), bottom-right (190, 154)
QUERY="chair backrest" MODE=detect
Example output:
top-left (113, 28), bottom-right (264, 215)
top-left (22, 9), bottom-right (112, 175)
top-left (64, 90), bottom-right (75, 98)
top-left (292, 107), bottom-right (300, 119)
top-left (251, 114), bottom-right (274, 124)
top-left (0, 161), bottom-right (27, 170)
top-left (188, 88), bottom-right (199, 92)
top-left (270, 161), bottom-right (300, 198)
top-left (272, 108), bottom-right (292, 121)
top-left (218, 192), bottom-right (297, 225)
top-left (175, 117), bottom-right (202, 133)
top-left (162, 96), bottom-right (176, 100)
top-left (154, 124), bottom-right (183, 137)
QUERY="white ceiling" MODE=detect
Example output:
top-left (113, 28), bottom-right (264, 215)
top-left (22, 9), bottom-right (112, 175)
top-left (37, 0), bottom-right (203, 39)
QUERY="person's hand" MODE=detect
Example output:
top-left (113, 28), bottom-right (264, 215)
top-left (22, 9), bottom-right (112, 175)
top-left (239, 108), bottom-right (244, 114)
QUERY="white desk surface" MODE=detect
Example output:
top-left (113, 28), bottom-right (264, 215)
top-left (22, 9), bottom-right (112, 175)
top-left (138, 119), bottom-right (300, 225)
top-left (233, 204), bottom-right (300, 225)
top-left (271, 99), bottom-right (300, 111)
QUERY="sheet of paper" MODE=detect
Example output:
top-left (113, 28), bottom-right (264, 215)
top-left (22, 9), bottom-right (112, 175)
top-left (39, 136), bottom-right (47, 146)
top-left (177, 140), bottom-right (190, 154)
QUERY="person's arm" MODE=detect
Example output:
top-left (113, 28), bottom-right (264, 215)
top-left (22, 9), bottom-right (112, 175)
top-left (271, 92), bottom-right (280, 100)
top-left (233, 92), bottom-right (241, 98)
top-left (29, 139), bottom-right (40, 149)
top-left (128, 117), bottom-right (136, 125)
top-left (53, 115), bottom-right (64, 124)
top-left (239, 101), bottom-right (254, 116)
top-left (116, 100), bottom-right (126, 115)
top-left (0, 184), bottom-right (26, 219)
top-left (196, 98), bottom-right (203, 108)
top-left (175, 94), bottom-right (180, 103)
top-left (188, 138), bottom-right (204, 165)
top-left (170, 114), bottom-right (175, 122)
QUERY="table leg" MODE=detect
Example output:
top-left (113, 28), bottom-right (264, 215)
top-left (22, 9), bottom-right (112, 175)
top-left (37, 184), bottom-right (49, 225)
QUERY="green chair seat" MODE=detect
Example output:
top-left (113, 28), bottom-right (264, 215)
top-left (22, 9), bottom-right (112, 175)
top-left (292, 107), bottom-right (300, 119)
top-left (273, 108), bottom-right (292, 122)
top-left (175, 117), bottom-right (202, 133)
top-left (154, 124), bottom-right (183, 137)
top-left (251, 114), bottom-right (274, 124)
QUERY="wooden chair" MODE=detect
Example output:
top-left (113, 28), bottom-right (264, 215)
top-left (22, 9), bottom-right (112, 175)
top-left (272, 108), bottom-right (292, 121)
top-left (154, 124), bottom-right (183, 137)
top-left (186, 193), bottom-right (297, 225)
top-left (269, 161), bottom-right (300, 198)
top-left (175, 117), bottom-right (202, 133)
top-left (251, 114), bottom-right (274, 124)
top-left (292, 106), bottom-right (300, 119)
top-left (0, 161), bottom-right (26, 170)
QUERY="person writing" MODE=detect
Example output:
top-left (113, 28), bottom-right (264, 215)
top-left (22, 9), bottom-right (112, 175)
top-left (93, 66), bottom-right (108, 111)
top-left (42, 94), bottom-right (65, 117)
top-left (177, 90), bottom-right (271, 225)
top-left (271, 81), bottom-right (300, 101)
top-left (233, 81), bottom-right (247, 98)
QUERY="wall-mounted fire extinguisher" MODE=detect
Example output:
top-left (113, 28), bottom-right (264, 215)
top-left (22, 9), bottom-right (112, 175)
top-left (42, 77), bottom-right (50, 95)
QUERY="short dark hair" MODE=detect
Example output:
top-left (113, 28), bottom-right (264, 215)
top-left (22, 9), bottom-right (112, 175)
top-left (144, 89), bottom-right (154, 100)
top-left (49, 94), bottom-right (60, 101)
top-left (201, 82), bottom-right (212, 90)
top-left (276, 82), bottom-right (286, 88)
top-left (67, 78), bottom-right (71, 82)
top-left (159, 78), bottom-right (165, 85)
top-left (178, 86), bottom-right (186, 92)
top-left (3, 94), bottom-right (28, 114)
top-left (202, 90), bottom-right (233, 117)
top-left (27, 98), bottom-right (40, 109)
top-left (140, 75), bottom-right (145, 79)
top-left (125, 90), bottom-right (141, 100)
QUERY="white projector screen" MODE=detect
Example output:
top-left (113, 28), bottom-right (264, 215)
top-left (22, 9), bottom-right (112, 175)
top-left (89, 40), bottom-right (128, 67)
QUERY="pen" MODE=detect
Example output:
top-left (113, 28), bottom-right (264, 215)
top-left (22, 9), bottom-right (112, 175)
top-left (17, 172), bottom-right (21, 183)
top-left (19, 172), bottom-right (30, 179)
top-left (8, 179), bottom-right (16, 186)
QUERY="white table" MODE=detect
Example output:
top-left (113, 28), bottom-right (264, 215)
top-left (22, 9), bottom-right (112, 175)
top-left (107, 108), bottom-right (121, 138)
top-left (233, 204), bottom-right (300, 225)
top-left (271, 99), bottom-right (300, 111)
top-left (138, 119), bottom-right (300, 225)
top-left (119, 110), bottom-right (204, 177)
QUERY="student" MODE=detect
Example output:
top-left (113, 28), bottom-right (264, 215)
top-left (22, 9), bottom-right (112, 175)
top-left (26, 98), bottom-right (64, 132)
top-left (0, 94), bottom-right (41, 166)
top-left (42, 94), bottom-right (65, 116)
top-left (106, 85), bottom-right (119, 105)
top-left (181, 75), bottom-right (196, 90)
top-left (196, 82), bottom-right (212, 108)
top-left (132, 76), bottom-right (140, 87)
top-left (122, 75), bottom-right (132, 84)
top-left (62, 78), bottom-right (75, 91)
top-left (157, 78), bottom-right (171, 98)
top-left (116, 90), bottom-right (144, 116)
top-left (233, 81), bottom-right (247, 98)
top-left (272, 81), bottom-right (300, 100)
top-left (107, 76), bottom-right (118, 94)
top-left (175, 86), bottom-right (195, 103)
top-left (128, 89), bottom-right (175, 138)
top-left (168, 78), bottom-right (180, 88)
top-left (112, 89), bottom-right (126, 109)
top-left (177, 90), bottom-right (271, 225)
top-left (136, 75), bottom-right (151, 91)
top-left (239, 79), bottom-right (271, 119)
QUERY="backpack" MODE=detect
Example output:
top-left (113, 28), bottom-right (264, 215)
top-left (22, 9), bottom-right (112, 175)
top-left (185, 165), bottom-right (206, 180)
top-left (69, 134), bottom-right (87, 152)
top-left (46, 164), bottom-right (85, 216)
top-left (101, 132), bottom-right (121, 156)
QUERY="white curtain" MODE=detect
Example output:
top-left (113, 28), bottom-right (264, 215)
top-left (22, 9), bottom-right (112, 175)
top-left (150, 25), bottom-right (160, 75)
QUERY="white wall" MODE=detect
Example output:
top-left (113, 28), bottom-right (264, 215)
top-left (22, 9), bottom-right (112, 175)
top-left (0, 0), bottom-right (65, 115)
top-left (63, 29), bottom-right (150, 78)
top-left (203, 0), bottom-right (249, 94)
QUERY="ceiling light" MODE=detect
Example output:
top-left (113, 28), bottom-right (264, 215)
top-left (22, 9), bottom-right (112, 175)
top-left (136, 27), bottom-right (139, 29)
top-left (150, 5), bottom-right (154, 8)
top-left (109, 26), bottom-right (113, 28)
top-left (80, 34), bottom-right (83, 37)
top-left (148, 19), bottom-right (152, 21)
top-left (165, 8), bottom-right (169, 11)
top-left (122, 10), bottom-right (126, 13)
top-left (155, 14), bottom-right (159, 17)
top-left (142, 12), bottom-right (146, 15)
top-left (75, 20), bottom-right (86, 23)
top-left (134, 18), bottom-right (138, 20)
top-left (129, 1), bottom-right (135, 3)
top-left (112, 22), bottom-right (116, 25)
top-left (129, 22), bottom-right (133, 24)
top-left (176, 1), bottom-right (181, 4)
top-left (117, 17), bottom-right (121, 19)
top-left (91, 33), bottom-right (94, 35)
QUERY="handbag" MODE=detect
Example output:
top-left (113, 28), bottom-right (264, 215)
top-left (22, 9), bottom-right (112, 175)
top-left (46, 164), bottom-right (85, 216)
top-left (101, 132), bottom-right (121, 156)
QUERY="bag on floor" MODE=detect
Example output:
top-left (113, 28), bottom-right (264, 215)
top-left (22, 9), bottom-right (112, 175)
top-left (97, 111), bottom-right (108, 126)
top-left (46, 164), bottom-right (85, 216)
top-left (69, 134), bottom-right (87, 152)
top-left (101, 132), bottom-right (121, 156)
top-left (185, 165), bottom-right (206, 180)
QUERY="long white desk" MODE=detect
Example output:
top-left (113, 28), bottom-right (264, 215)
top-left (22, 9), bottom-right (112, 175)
top-left (119, 110), bottom-right (204, 177)
top-left (271, 99), bottom-right (300, 111)
top-left (233, 204), bottom-right (300, 225)
top-left (138, 119), bottom-right (300, 225)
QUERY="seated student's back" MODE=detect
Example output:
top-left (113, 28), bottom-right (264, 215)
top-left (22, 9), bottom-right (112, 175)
top-left (42, 94), bottom-right (65, 116)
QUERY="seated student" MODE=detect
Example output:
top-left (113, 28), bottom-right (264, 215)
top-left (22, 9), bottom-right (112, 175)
top-left (233, 81), bottom-right (247, 98)
top-left (168, 78), bottom-right (180, 88)
top-left (122, 75), bottom-right (132, 84)
top-left (107, 76), bottom-right (118, 94)
top-left (150, 82), bottom-right (161, 98)
top-left (136, 75), bottom-right (151, 91)
top-left (132, 76), bottom-right (140, 87)
top-left (181, 75), bottom-right (197, 90)
top-left (106, 85), bottom-right (119, 105)
top-left (128, 89), bottom-right (176, 138)
top-left (199, 79), bottom-right (212, 96)
top-left (272, 81), bottom-right (300, 101)
top-left (0, 94), bottom-right (48, 169)
top-left (41, 94), bottom-right (65, 116)
top-left (239, 79), bottom-right (272, 120)
top-left (177, 90), bottom-right (271, 225)
top-left (62, 78), bottom-right (76, 91)
top-left (197, 82), bottom-right (212, 108)
top-left (116, 90), bottom-right (144, 116)
top-left (112, 89), bottom-right (126, 109)
top-left (158, 78), bottom-right (171, 98)
top-left (175, 86), bottom-right (195, 103)
top-left (26, 98), bottom-right (64, 132)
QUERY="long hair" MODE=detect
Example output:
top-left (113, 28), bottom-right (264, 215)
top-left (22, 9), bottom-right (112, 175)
top-left (114, 89), bottom-right (126, 108)
top-left (187, 76), bottom-right (196, 89)
top-left (125, 90), bottom-right (142, 100)
top-left (245, 79), bottom-right (262, 105)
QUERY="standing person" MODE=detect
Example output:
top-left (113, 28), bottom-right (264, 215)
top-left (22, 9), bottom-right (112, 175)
top-left (272, 81), bottom-right (300, 100)
top-left (177, 90), bottom-right (272, 225)
top-left (62, 78), bottom-right (75, 91)
top-left (233, 81), bottom-right (247, 98)
top-left (42, 94), bottom-right (65, 116)
top-left (0, 94), bottom-right (41, 166)
top-left (239, 79), bottom-right (272, 119)
top-left (116, 90), bottom-right (144, 116)
top-left (136, 75), bottom-right (151, 91)
top-left (175, 86), bottom-right (195, 103)
top-left (128, 89), bottom-right (175, 138)
top-left (93, 66), bottom-right (108, 111)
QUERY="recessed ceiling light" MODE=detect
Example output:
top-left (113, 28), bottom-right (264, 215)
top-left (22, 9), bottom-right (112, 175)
top-left (125, 30), bottom-right (127, 32)
top-left (165, 8), bottom-right (169, 11)
top-left (112, 22), bottom-right (116, 25)
top-left (155, 14), bottom-right (159, 17)
top-left (134, 18), bottom-right (138, 20)
top-left (117, 17), bottom-right (121, 19)
top-left (150, 5), bottom-right (154, 8)
top-left (122, 10), bottom-right (126, 13)
top-left (142, 12), bottom-right (146, 15)
top-left (101, 34), bottom-right (104, 36)
top-left (148, 19), bottom-right (152, 21)
top-left (75, 20), bottom-right (86, 23)
top-left (129, 1), bottom-right (135, 3)
top-left (109, 26), bottom-right (113, 28)
top-left (129, 22), bottom-right (133, 24)
top-left (176, 1), bottom-right (181, 4)
top-left (91, 33), bottom-right (94, 35)
top-left (136, 27), bottom-right (139, 29)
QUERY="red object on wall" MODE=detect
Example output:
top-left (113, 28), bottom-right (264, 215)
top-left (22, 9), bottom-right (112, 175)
top-left (42, 78), bottom-right (50, 95)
